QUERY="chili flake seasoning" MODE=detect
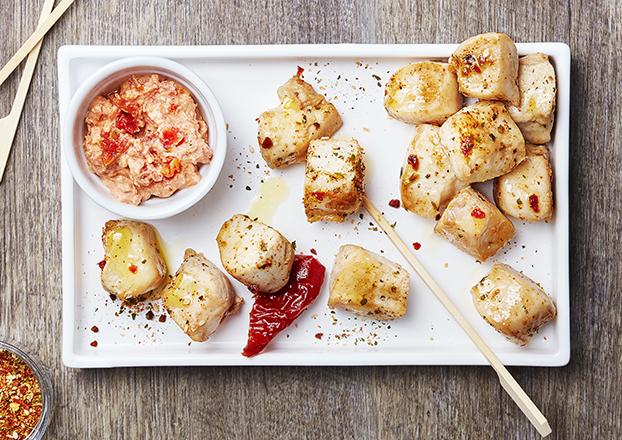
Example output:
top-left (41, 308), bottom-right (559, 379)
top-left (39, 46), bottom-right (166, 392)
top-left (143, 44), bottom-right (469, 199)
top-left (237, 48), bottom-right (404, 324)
top-left (0, 350), bottom-right (43, 439)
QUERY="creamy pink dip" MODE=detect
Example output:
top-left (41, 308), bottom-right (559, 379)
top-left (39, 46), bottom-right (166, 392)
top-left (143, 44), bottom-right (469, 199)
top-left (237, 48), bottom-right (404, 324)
top-left (83, 74), bottom-right (212, 205)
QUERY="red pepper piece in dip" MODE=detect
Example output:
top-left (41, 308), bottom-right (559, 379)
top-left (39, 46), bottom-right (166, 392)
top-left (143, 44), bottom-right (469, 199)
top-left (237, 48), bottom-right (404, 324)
top-left (242, 255), bottom-right (326, 357)
top-left (100, 132), bottom-right (129, 167)
top-left (116, 111), bottom-right (141, 134)
top-left (161, 127), bottom-right (185, 148)
top-left (471, 207), bottom-right (486, 219)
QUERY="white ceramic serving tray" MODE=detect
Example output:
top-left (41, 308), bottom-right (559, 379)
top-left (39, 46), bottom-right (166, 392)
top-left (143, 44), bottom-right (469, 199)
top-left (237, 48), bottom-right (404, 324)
top-left (59, 44), bottom-right (570, 368)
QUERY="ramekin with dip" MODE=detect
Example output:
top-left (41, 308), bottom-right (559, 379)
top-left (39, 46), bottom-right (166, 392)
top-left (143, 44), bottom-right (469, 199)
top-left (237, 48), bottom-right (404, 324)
top-left (82, 74), bottom-right (213, 205)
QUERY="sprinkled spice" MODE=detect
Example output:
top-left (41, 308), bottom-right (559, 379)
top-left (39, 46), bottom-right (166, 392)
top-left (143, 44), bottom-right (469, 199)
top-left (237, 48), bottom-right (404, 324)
top-left (529, 194), bottom-right (540, 212)
top-left (413, 242), bottom-right (422, 250)
top-left (407, 154), bottom-right (419, 170)
top-left (460, 136), bottom-right (475, 156)
top-left (158, 315), bottom-right (167, 323)
top-left (310, 248), bottom-right (317, 255)
top-left (128, 264), bottom-right (138, 273)
top-left (90, 341), bottom-right (98, 348)
top-left (296, 66), bottom-right (304, 77)
top-left (0, 350), bottom-right (43, 439)
top-left (90, 326), bottom-right (99, 333)
top-left (388, 199), bottom-right (401, 208)
top-left (471, 207), bottom-right (486, 219)
top-left (97, 259), bottom-right (106, 270)
top-left (314, 333), bottom-right (324, 340)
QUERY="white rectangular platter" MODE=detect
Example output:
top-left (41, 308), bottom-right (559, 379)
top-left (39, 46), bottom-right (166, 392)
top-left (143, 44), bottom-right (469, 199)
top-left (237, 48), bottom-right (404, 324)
top-left (59, 44), bottom-right (570, 368)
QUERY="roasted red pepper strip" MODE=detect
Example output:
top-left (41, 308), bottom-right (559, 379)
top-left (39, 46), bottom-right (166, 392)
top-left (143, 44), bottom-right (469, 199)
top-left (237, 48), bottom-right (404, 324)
top-left (242, 255), bottom-right (326, 357)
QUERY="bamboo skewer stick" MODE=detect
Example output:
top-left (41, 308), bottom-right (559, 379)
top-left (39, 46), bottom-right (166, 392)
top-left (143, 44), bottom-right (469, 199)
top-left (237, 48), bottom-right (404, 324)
top-left (0, 0), bottom-right (75, 89)
top-left (0, 0), bottom-right (56, 183)
top-left (363, 196), bottom-right (552, 438)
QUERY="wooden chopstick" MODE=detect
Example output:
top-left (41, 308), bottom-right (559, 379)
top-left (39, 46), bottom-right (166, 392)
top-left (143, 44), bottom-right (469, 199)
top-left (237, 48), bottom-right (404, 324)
top-left (0, 0), bottom-right (75, 89)
top-left (363, 196), bottom-right (552, 438)
top-left (0, 0), bottom-right (56, 183)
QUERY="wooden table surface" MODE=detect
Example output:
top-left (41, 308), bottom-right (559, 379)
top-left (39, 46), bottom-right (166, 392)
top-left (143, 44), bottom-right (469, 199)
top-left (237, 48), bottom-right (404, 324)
top-left (1, 0), bottom-right (620, 438)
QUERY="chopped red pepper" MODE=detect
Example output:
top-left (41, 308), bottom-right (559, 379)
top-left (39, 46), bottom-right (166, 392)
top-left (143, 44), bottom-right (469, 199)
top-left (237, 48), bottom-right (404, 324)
top-left (296, 66), bottom-right (304, 77)
top-left (260, 136), bottom-right (273, 149)
top-left (388, 199), bottom-right (401, 208)
top-left (529, 194), bottom-right (540, 212)
top-left (97, 259), bottom-right (106, 270)
top-left (169, 103), bottom-right (179, 112)
top-left (128, 264), bottom-right (138, 273)
top-left (314, 333), bottom-right (324, 340)
top-left (471, 207), bottom-right (486, 219)
top-left (413, 242), bottom-right (422, 250)
top-left (460, 136), bottom-right (475, 156)
top-left (158, 314), bottom-right (167, 323)
top-left (312, 191), bottom-right (326, 201)
top-left (90, 341), bottom-right (98, 347)
top-left (407, 154), bottom-right (419, 170)
top-left (242, 255), bottom-right (326, 357)
top-left (310, 248), bottom-right (317, 255)
top-left (115, 111), bottom-right (140, 134)
top-left (100, 131), bottom-right (129, 166)
top-left (161, 127), bottom-right (185, 147)
top-left (91, 326), bottom-right (99, 333)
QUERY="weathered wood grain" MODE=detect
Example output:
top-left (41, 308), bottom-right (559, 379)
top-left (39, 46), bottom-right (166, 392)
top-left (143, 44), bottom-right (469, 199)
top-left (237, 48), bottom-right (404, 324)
top-left (0, 0), bottom-right (620, 438)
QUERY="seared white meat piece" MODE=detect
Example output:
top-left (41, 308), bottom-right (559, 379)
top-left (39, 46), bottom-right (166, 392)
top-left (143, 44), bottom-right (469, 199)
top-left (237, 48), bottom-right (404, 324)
top-left (494, 144), bottom-right (554, 222)
top-left (384, 61), bottom-right (463, 125)
top-left (100, 220), bottom-right (167, 302)
top-left (471, 263), bottom-right (557, 346)
top-left (400, 124), bottom-right (467, 218)
top-left (507, 53), bottom-right (557, 143)
top-left (434, 187), bottom-right (515, 261)
top-left (162, 249), bottom-right (243, 342)
top-left (449, 32), bottom-right (520, 105)
top-left (216, 214), bottom-right (294, 293)
top-left (439, 101), bottom-right (525, 183)
top-left (303, 138), bottom-right (365, 223)
top-left (257, 73), bottom-right (342, 168)
top-left (329, 245), bottom-right (410, 320)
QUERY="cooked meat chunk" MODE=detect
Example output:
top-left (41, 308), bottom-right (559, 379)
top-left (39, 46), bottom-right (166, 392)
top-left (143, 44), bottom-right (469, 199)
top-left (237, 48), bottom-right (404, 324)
top-left (216, 214), bottom-right (295, 293)
top-left (400, 124), bottom-right (467, 218)
top-left (303, 138), bottom-right (365, 222)
top-left (449, 32), bottom-right (520, 105)
top-left (507, 53), bottom-right (557, 143)
top-left (384, 61), bottom-right (463, 125)
top-left (494, 144), bottom-right (554, 222)
top-left (434, 187), bottom-right (515, 261)
top-left (100, 220), bottom-right (167, 302)
top-left (471, 263), bottom-right (557, 345)
top-left (162, 249), bottom-right (243, 342)
top-left (257, 73), bottom-right (342, 168)
top-left (329, 245), bottom-right (410, 320)
top-left (439, 101), bottom-right (525, 183)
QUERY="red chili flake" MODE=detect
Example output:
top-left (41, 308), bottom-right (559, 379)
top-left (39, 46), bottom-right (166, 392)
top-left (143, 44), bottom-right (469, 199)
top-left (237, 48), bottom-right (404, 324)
top-left (462, 54), bottom-right (482, 74)
top-left (100, 131), bottom-right (129, 166)
top-left (312, 191), bottom-right (326, 201)
top-left (91, 326), bottom-right (99, 333)
top-left (90, 341), bottom-right (98, 347)
top-left (407, 154), bottom-right (419, 170)
top-left (145, 311), bottom-right (154, 321)
top-left (529, 194), bottom-right (540, 212)
top-left (97, 259), bottom-right (106, 270)
top-left (471, 207), bottom-right (486, 219)
top-left (161, 127), bottom-right (185, 147)
top-left (296, 66), bottom-right (304, 77)
top-left (388, 199), bottom-right (401, 208)
top-left (310, 248), bottom-right (317, 255)
top-left (115, 111), bottom-right (140, 134)
top-left (169, 103), bottom-right (179, 112)
top-left (0, 350), bottom-right (43, 438)
top-left (158, 315), bottom-right (167, 323)
top-left (314, 332), bottom-right (324, 340)
top-left (413, 242), bottom-right (422, 250)
top-left (128, 264), bottom-right (138, 273)
top-left (260, 136), bottom-right (273, 149)
top-left (460, 136), bottom-right (475, 156)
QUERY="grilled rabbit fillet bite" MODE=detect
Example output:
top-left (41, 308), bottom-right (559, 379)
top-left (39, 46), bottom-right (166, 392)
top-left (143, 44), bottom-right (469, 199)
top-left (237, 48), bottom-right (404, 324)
top-left (216, 214), bottom-right (295, 293)
top-left (507, 53), bottom-right (557, 143)
top-left (494, 144), bottom-right (554, 222)
top-left (329, 245), bottom-right (410, 320)
top-left (439, 101), bottom-right (525, 183)
top-left (434, 187), bottom-right (515, 261)
top-left (100, 220), bottom-right (167, 302)
top-left (384, 61), bottom-right (462, 125)
top-left (471, 263), bottom-right (556, 345)
top-left (257, 73), bottom-right (342, 168)
top-left (162, 249), bottom-right (243, 342)
top-left (449, 32), bottom-right (520, 105)
top-left (400, 125), bottom-right (467, 218)
top-left (304, 138), bottom-right (365, 223)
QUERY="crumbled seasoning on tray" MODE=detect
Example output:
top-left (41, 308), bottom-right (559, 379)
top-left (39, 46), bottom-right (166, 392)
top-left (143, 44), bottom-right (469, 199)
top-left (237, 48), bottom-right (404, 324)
top-left (0, 350), bottom-right (43, 439)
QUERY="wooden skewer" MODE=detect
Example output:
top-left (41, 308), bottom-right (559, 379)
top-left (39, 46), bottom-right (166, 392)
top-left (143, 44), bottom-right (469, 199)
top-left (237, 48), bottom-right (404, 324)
top-left (363, 196), bottom-right (552, 438)
top-left (0, 0), bottom-right (75, 89)
top-left (0, 0), bottom-right (56, 183)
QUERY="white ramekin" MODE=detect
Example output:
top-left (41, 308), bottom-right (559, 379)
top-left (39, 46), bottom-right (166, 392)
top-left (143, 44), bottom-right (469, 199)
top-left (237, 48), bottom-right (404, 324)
top-left (61, 57), bottom-right (227, 220)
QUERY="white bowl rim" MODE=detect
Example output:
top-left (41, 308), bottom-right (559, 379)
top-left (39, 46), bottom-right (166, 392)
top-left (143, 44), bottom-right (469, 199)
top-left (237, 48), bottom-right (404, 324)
top-left (61, 56), bottom-right (227, 220)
